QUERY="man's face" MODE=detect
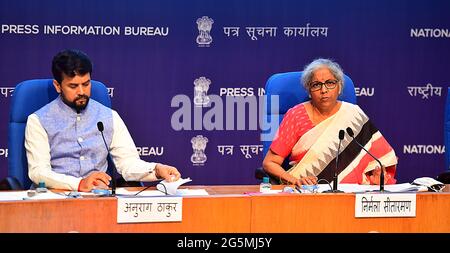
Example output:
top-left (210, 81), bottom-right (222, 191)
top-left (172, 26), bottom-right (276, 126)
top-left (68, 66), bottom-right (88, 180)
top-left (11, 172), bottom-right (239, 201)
top-left (53, 73), bottom-right (91, 112)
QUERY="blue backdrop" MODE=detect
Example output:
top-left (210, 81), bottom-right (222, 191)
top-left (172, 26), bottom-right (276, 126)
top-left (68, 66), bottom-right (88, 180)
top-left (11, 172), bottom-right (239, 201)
top-left (1, 0), bottom-right (449, 185)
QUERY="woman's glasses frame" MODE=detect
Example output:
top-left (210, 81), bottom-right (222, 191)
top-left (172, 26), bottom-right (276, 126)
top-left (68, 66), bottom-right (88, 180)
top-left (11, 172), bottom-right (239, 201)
top-left (309, 79), bottom-right (339, 92)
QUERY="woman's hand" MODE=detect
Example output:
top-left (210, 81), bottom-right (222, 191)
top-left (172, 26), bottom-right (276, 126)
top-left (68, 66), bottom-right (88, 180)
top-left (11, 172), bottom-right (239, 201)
top-left (369, 167), bottom-right (390, 185)
top-left (295, 176), bottom-right (318, 186)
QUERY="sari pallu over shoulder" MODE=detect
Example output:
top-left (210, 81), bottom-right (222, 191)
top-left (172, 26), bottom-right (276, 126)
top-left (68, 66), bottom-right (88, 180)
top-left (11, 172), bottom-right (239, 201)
top-left (287, 102), bottom-right (397, 185)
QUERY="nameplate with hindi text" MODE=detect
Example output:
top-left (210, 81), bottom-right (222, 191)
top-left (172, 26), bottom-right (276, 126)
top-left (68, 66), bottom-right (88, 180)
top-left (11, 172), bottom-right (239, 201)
top-left (117, 197), bottom-right (182, 223)
top-left (355, 193), bottom-right (416, 218)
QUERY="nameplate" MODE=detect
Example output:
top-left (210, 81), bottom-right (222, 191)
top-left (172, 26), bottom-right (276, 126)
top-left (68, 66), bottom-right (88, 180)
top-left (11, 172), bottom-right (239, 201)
top-left (117, 197), bottom-right (182, 223)
top-left (355, 193), bottom-right (416, 218)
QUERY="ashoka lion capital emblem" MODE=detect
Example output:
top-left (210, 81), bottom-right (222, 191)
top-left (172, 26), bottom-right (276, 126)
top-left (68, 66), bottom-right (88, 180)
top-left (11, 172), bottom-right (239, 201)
top-left (193, 76), bottom-right (211, 106)
top-left (196, 16), bottom-right (214, 47)
top-left (191, 135), bottom-right (208, 165)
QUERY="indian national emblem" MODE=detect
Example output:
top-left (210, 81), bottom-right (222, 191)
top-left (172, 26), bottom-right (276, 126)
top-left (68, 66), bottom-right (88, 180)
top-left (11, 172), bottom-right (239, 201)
top-left (191, 135), bottom-right (208, 165)
top-left (193, 76), bottom-right (211, 106)
top-left (196, 16), bottom-right (214, 47)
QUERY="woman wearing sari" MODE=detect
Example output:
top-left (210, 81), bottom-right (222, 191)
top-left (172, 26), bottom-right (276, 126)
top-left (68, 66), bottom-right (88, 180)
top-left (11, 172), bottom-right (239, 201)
top-left (262, 58), bottom-right (397, 187)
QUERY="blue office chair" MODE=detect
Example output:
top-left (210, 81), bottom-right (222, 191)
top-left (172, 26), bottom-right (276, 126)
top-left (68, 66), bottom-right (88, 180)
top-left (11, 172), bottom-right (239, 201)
top-left (7, 79), bottom-right (111, 189)
top-left (256, 71), bottom-right (357, 181)
top-left (439, 87), bottom-right (450, 183)
top-left (444, 87), bottom-right (450, 171)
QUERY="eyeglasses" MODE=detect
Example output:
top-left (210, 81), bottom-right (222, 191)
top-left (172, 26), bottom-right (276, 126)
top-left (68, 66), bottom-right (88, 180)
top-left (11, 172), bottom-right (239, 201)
top-left (309, 79), bottom-right (339, 92)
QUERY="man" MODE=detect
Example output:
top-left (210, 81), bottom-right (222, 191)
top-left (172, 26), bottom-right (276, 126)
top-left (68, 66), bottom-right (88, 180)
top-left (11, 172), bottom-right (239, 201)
top-left (25, 49), bottom-right (180, 192)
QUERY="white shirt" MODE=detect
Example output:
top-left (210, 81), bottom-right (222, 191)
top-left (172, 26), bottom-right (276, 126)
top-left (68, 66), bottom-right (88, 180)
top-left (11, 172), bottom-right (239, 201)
top-left (25, 110), bottom-right (158, 190)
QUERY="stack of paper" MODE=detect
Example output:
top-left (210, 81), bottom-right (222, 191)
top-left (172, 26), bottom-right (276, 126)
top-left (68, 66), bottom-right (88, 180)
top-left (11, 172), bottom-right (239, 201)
top-left (156, 177), bottom-right (192, 195)
top-left (317, 183), bottom-right (428, 193)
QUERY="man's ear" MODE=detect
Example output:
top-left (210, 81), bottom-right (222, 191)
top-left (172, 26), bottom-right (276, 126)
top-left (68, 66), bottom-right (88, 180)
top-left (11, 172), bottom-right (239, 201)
top-left (53, 80), bottom-right (61, 93)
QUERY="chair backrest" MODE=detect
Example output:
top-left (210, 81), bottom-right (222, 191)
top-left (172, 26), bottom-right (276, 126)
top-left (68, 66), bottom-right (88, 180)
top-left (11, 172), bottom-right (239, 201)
top-left (8, 79), bottom-right (111, 189)
top-left (261, 71), bottom-right (357, 158)
top-left (444, 87), bottom-right (450, 171)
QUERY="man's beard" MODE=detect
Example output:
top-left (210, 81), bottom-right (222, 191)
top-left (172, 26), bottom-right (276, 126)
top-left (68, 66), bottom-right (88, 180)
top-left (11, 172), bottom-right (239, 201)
top-left (61, 93), bottom-right (90, 113)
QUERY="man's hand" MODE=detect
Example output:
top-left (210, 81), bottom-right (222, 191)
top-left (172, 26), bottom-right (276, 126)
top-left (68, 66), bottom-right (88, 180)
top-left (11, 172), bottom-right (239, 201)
top-left (155, 164), bottom-right (181, 182)
top-left (78, 171), bottom-right (111, 192)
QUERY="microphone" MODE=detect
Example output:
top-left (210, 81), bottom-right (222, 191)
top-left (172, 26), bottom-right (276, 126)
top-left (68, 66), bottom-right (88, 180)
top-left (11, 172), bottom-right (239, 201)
top-left (97, 121), bottom-right (117, 196)
top-left (323, 130), bottom-right (345, 193)
top-left (346, 127), bottom-right (385, 192)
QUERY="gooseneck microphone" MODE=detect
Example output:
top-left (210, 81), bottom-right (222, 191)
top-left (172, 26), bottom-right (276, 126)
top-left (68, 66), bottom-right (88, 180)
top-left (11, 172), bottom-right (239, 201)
top-left (323, 130), bottom-right (345, 193)
top-left (97, 121), bottom-right (117, 196)
top-left (346, 127), bottom-right (385, 192)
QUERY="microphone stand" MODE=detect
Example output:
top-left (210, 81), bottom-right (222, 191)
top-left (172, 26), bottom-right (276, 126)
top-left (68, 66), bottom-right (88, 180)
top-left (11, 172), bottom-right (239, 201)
top-left (323, 130), bottom-right (344, 193)
top-left (346, 127), bottom-right (387, 192)
top-left (106, 154), bottom-right (117, 196)
top-left (97, 122), bottom-right (117, 196)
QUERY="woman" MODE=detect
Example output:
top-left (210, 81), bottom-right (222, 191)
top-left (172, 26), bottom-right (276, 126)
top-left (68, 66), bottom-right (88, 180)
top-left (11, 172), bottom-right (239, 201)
top-left (262, 58), bottom-right (397, 187)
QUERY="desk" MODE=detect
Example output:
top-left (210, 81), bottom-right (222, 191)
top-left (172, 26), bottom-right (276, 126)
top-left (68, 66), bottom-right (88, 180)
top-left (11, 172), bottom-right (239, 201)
top-left (1, 185), bottom-right (450, 232)
top-left (250, 192), bottom-right (450, 232)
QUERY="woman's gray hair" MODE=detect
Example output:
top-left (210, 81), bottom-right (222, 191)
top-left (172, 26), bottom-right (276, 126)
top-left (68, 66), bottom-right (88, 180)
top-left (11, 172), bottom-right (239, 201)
top-left (301, 58), bottom-right (345, 95)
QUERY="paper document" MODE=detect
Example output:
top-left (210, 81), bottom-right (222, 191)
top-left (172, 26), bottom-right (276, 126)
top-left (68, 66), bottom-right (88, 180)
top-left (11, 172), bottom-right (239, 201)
top-left (156, 177), bottom-right (192, 195)
top-left (317, 183), bottom-right (428, 193)
top-left (115, 186), bottom-right (209, 197)
top-left (0, 191), bottom-right (27, 201)
top-left (23, 191), bottom-right (67, 200)
top-left (175, 189), bottom-right (209, 196)
top-left (384, 183), bottom-right (428, 192)
top-left (115, 188), bottom-right (166, 197)
top-left (0, 191), bottom-right (67, 201)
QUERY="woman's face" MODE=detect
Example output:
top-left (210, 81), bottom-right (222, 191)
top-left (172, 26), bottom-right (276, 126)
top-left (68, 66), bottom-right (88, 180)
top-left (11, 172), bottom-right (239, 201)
top-left (309, 67), bottom-right (340, 108)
